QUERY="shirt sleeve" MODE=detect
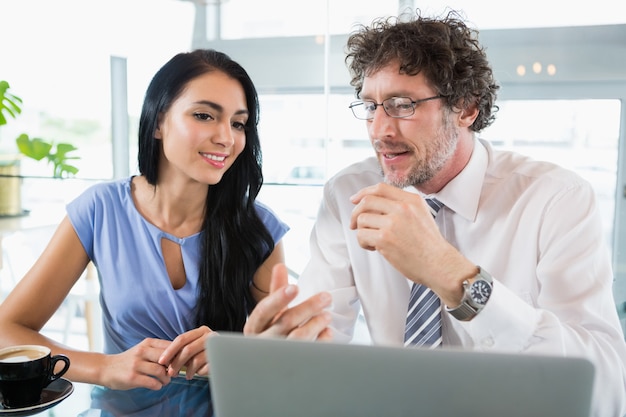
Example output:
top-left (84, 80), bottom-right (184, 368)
top-left (295, 181), bottom-right (361, 343)
top-left (463, 181), bottom-right (626, 415)
top-left (66, 183), bottom-right (100, 260)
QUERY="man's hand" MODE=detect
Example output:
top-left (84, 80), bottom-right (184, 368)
top-left (350, 183), bottom-right (474, 305)
top-left (350, 183), bottom-right (447, 278)
top-left (244, 264), bottom-right (333, 341)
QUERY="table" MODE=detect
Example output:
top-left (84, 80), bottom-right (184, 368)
top-left (36, 377), bottom-right (213, 416)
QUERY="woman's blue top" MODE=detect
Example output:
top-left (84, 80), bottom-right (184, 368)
top-left (66, 177), bottom-right (288, 354)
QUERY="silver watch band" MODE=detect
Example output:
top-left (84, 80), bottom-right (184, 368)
top-left (445, 267), bottom-right (493, 321)
top-left (446, 295), bottom-right (478, 321)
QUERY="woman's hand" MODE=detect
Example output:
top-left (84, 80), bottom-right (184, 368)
top-left (244, 264), bottom-right (333, 340)
top-left (158, 326), bottom-right (215, 379)
top-left (100, 338), bottom-right (173, 390)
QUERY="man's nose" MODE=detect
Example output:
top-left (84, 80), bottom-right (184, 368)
top-left (368, 106), bottom-right (395, 139)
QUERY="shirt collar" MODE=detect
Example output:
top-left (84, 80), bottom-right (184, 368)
top-left (437, 137), bottom-right (487, 222)
top-left (405, 137), bottom-right (487, 222)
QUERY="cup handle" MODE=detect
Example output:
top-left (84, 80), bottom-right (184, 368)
top-left (48, 354), bottom-right (71, 384)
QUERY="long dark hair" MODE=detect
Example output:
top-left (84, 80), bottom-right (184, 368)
top-left (137, 49), bottom-right (274, 331)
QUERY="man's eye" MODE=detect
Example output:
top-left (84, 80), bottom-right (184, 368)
top-left (391, 100), bottom-right (413, 110)
top-left (363, 102), bottom-right (377, 112)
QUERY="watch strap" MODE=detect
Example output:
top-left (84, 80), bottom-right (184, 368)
top-left (445, 267), bottom-right (492, 321)
top-left (445, 280), bottom-right (479, 321)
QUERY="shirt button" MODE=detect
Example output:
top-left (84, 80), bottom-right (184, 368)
top-left (482, 337), bottom-right (495, 348)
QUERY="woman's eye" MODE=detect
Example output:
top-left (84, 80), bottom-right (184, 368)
top-left (232, 121), bottom-right (246, 131)
top-left (194, 112), bottom-right (213, 121)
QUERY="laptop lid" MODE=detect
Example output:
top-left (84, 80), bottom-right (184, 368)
top-left (206, 333), bottom-right (594, 417)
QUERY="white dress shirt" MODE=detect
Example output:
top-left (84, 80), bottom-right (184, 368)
top-left (296, 138), bottom-right (626, 416)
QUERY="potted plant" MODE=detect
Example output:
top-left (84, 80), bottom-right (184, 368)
top-left (0, 80), bottom-right (80, 216)
top-left (15, 134), bottom-right (79, 179)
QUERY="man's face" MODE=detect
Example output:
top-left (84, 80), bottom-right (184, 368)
top-left (360, 63), bottom-right (459, 189)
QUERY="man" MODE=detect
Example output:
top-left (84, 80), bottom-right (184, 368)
top-left (245, 11), bottom-right (626, 415)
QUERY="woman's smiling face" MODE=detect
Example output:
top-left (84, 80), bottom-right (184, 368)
top-left (155, 70), bottom-right (248, 185)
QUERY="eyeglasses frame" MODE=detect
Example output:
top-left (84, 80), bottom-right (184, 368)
top-left (348, 95), bottom-right (445, 120)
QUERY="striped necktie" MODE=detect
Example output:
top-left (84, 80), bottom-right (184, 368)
top-left (404, 198), bottom-right (443, 348)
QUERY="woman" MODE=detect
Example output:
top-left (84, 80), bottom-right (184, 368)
top-left (0, 49), bottom-right (288, 390)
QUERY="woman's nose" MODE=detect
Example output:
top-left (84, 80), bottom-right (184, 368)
top-left (213, 121), bottom-right (235, 147)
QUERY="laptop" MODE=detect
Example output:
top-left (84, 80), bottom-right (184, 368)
top-left (206, 333), bottom-right (595, 417)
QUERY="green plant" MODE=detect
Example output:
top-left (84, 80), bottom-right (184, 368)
top-left (0, 80), bottom-right (22, 125)
top-left (0, 80), bottom-right (79, 178)
top-left (16, 134), bottom-right (79, 178)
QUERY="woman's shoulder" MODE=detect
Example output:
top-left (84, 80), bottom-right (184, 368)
top-left (253, 200), bottom-right (283, 224)
top-left (82, 177), bottom-right (130, 195)
top-left (254, 200), bottom-right (276, 217)
top-left (67, 177), bottom-right (133, 212)
top-left (253, 200), bottom-right (290, 239)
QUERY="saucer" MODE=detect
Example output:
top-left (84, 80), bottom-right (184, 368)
top-left (0, 378), bottom-right (74, 416)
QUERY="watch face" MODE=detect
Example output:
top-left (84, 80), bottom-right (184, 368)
top-left (470, 280), bottom-right (492, 305)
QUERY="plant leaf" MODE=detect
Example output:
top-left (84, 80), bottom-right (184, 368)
top-left (56, 163), bottom-right (79, 178)
top-left (15, 134), bottom-right (53, 161)
top-left (55, 143), bottom-right (79, 158)
top-left (0, 81), bottom-right (23, 126)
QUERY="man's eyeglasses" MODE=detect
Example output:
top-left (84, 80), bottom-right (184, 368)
top-left (348, 95), bottom-right (445, 120)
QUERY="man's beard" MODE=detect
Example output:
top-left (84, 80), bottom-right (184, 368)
top-left (381, 113), bottom-right (459, 189)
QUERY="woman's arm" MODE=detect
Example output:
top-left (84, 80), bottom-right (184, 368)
top-left (0, 217), bottom-right (173, 390)
top-left (250, 240), bottom-right (285, 301)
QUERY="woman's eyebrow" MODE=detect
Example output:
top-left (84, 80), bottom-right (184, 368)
top-left (194, 100), bottom-right (249, 116)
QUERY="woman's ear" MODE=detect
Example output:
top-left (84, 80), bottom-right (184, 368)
top-left (154, 113), bottom-right (164, 139)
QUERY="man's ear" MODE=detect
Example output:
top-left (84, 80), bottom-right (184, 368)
top-left (457, 104), bottom-right (479, 128)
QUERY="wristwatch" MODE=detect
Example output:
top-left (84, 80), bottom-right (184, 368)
top-left (445, 266), bottom-right (493, 321)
